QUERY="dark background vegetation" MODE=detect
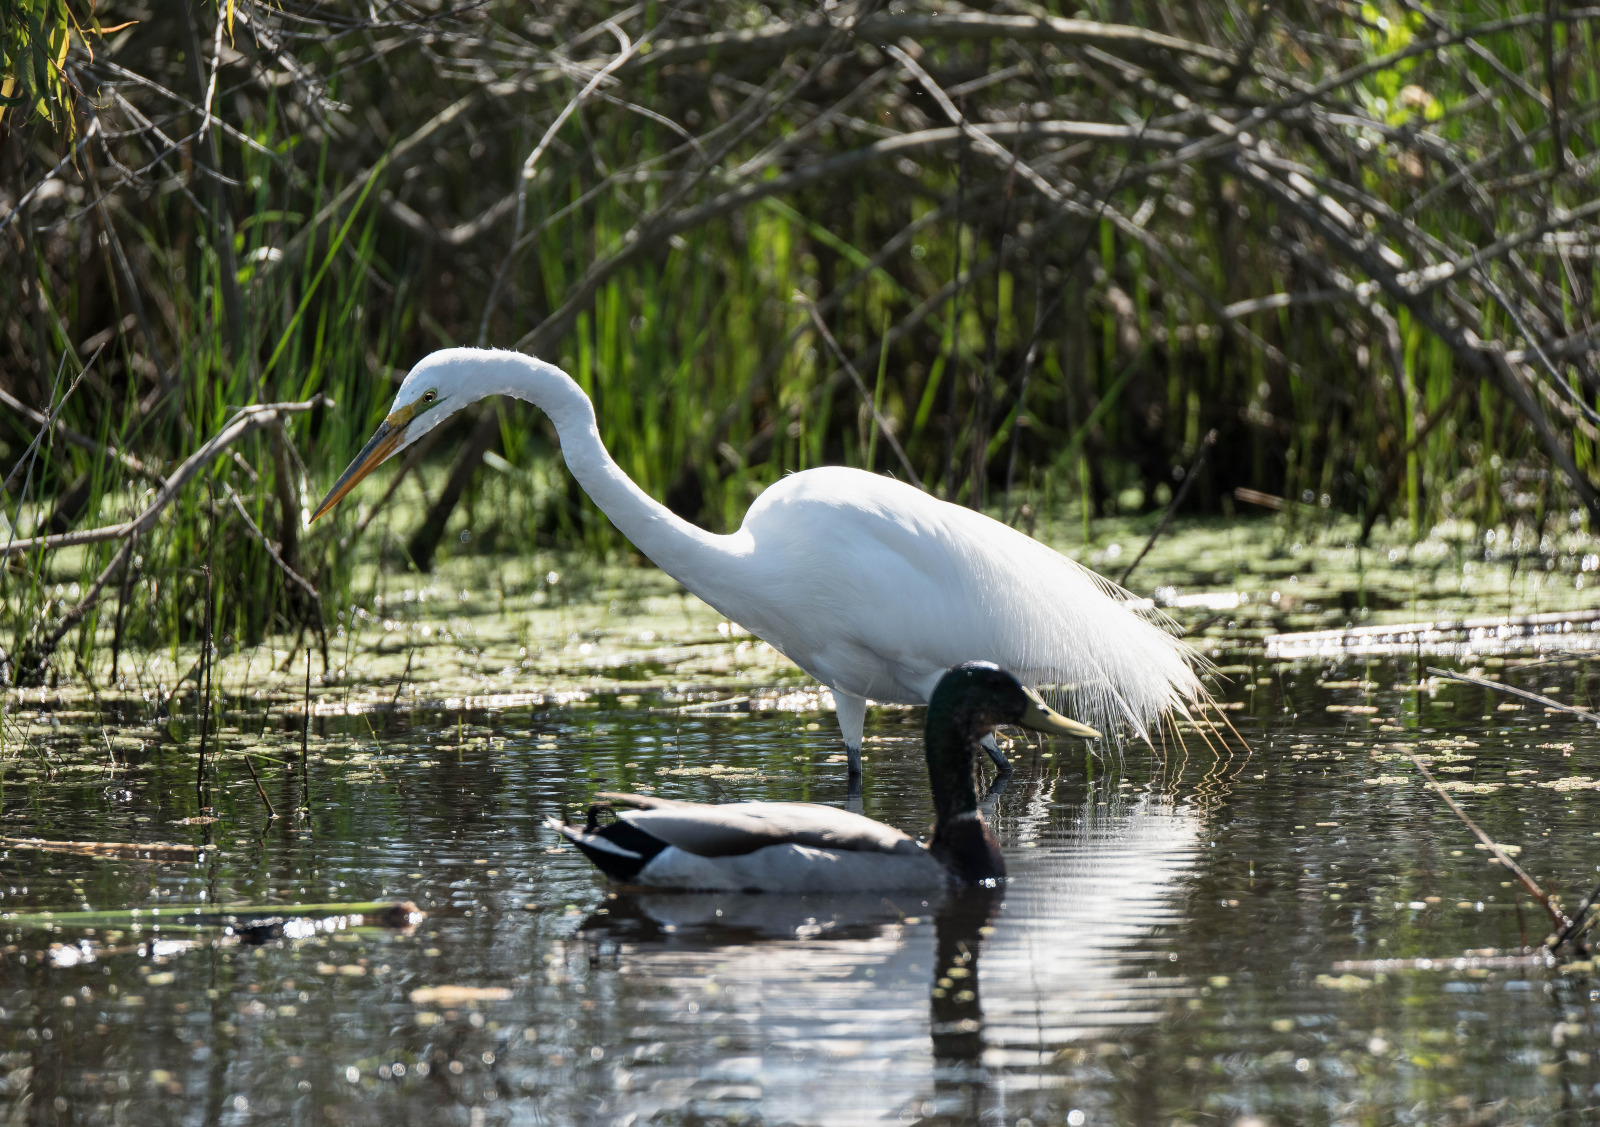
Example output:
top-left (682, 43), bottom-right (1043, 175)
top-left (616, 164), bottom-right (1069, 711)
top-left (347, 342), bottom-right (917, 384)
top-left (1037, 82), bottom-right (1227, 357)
top-left (1, 0), bottom-right (1596, 683)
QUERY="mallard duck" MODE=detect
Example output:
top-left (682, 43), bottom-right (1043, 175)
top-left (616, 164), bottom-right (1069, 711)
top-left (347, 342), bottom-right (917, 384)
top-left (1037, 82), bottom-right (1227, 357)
top-left (546, 662), bottom-right (1099, 892)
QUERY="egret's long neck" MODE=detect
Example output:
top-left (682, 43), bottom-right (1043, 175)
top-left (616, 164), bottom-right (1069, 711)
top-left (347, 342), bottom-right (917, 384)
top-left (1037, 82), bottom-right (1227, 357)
top-left (475, 351), bottom-right (739, 592)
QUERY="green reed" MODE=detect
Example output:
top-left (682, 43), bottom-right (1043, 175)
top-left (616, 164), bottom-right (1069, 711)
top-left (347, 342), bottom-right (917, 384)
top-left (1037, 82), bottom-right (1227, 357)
top-left (1, 97), bottom-right (411, 686)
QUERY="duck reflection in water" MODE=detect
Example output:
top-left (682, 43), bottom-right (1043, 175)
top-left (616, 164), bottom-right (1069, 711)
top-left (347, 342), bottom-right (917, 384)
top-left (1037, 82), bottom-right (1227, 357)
top-left (577, 883), bottom-right (1004, 1118)
top-left (926, 887), bottom-right (1001, 1072)
top-left (564, 788), bottom-right (1201, 1125)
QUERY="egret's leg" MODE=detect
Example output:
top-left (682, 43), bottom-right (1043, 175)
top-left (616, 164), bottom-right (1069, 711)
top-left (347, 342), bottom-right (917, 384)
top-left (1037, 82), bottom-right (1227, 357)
top-left (980, 732), bottom-right (1013, 774)
top-left (833, 692), bottom-right (868, 781)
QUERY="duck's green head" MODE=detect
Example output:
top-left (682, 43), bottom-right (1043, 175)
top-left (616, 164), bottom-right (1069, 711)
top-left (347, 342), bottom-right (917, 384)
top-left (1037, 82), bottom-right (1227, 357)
top-left (929, 662), bottom-right (1101, 743)
top-left (924, 663), bottom-right (1099, 885)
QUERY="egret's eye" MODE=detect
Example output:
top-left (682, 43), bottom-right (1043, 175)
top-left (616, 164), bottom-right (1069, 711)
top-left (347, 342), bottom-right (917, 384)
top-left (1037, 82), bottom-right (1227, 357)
top-left (421, 390), bottom-right (437, 404)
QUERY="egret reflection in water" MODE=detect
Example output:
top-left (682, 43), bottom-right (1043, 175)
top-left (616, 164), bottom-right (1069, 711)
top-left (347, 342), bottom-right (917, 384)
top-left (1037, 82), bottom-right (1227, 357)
top-left (568, 792), bottom-right (1201, 1124)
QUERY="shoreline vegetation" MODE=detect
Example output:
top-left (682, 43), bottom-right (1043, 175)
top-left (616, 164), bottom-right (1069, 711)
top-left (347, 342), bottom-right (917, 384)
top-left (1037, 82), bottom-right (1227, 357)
top-left (5, 510), bottom-right (1595, 709)
top-left (3, 1), bottom-right (1598, 689)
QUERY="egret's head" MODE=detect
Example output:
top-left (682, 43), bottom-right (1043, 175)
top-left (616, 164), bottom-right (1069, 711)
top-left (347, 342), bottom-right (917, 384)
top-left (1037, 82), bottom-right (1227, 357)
top-left (311, 350), bottom-right (479, 521)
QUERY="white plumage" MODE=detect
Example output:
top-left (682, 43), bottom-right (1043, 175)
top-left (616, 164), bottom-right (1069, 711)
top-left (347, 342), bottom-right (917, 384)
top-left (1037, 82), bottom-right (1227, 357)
top-left (313, 347), bottom-right (1206, 774)
top-left (723, 466), bottom-right (1202, 742)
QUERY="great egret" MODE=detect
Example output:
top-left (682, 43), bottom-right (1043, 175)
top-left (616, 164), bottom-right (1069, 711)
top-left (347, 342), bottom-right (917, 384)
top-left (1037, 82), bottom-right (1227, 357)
top-left (548, 663), bottom-right (1099, 891)
top-left (313, 347), bottom-right (1205, 775)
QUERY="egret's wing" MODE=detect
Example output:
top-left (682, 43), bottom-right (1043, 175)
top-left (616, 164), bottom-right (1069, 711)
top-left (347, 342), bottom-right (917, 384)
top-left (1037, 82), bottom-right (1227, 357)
top-left (732, 468), bottom-right (1208, 738)
top-left (612, 800), bottom-right (917, 858)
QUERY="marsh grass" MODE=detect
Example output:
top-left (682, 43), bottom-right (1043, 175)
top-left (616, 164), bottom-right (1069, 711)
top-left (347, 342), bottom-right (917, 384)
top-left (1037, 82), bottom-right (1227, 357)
top-left (2, 141), bottom-right (405, 684)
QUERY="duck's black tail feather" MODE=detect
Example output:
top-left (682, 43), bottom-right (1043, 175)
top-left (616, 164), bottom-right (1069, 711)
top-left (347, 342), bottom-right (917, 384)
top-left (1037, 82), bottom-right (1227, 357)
top-left (545, 815), bottom-right (669, 882)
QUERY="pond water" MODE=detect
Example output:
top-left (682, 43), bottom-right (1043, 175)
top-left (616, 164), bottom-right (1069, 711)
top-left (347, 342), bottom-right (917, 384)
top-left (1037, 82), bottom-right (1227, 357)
top-left (4, 521), bottom-right (1600, 1126)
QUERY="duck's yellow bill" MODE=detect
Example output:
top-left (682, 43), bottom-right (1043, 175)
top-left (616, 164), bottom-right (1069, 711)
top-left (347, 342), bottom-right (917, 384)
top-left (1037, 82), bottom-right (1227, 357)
top-left (311, 418), bottom-right (406, 521)
top-left (1018, 693), bottom-right (1100, 740)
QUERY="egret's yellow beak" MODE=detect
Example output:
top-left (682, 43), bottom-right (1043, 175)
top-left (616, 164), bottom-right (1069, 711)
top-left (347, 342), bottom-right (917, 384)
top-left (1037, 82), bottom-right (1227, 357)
top-left (1017, 690), bottom-right (1100, 740)
top-left (311, 415), bottom-right (408, 521)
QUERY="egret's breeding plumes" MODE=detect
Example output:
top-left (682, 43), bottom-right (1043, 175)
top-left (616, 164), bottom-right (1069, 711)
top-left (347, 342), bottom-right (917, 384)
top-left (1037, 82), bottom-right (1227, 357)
top-left (313, 347), bottom-right (1208, 776)
top-left (548, 663), bottom-right (1100, 892)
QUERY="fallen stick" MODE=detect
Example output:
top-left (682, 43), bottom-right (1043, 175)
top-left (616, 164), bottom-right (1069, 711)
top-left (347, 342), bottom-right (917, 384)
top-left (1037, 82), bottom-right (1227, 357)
top-left (0, 384), bottom-right (166, 487)
top-left (240, 748), bottom-right (277, 819)
top-left (1551, 881), bottom-right (1600, 952)
top-left (1232, 486), bottom-right (1286, 510)
top-left (4, 899), bottom-right (424, 930)
top-left (11, 398), bottom-right (332, 683)
top-left (661, 695), bottom-right (752, 714)
top-left (1268, 608), bottom-right (1600, 658)
top-left (0, 398), bottom-right (330, 558)
top-left (1330, 952), bottom-right (1554, 973)
top-left (1404, 751), bottom-right (1575, 944)
top-left (1428, 665), bottom-right (1599, 725)
top-left (409, 985), bottom-right (514, 1005)
top-left (1510, 651), bottom-right (1598, 670)
top-left (1, 836), bottom-right (198, 861)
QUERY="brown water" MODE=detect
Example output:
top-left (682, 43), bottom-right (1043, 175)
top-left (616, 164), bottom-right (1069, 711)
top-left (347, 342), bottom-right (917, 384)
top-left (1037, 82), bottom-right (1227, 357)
top-left (4, 530), bottom-right (1600, 1126)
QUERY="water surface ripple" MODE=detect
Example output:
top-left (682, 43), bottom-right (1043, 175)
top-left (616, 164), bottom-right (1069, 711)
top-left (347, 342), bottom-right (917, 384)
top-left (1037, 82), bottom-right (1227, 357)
top-left (4, 648), bottom-right (1600, 1126)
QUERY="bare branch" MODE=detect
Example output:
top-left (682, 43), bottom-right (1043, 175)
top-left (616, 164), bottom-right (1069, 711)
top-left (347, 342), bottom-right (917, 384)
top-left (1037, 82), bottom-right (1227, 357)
top-left (1401, 197), bottom-right (1600, 295)
top-left (0, 385), bottom-right (166, 487)
top-left (600, 12), bottom-right (1240, 76)
top-left (224, 483), bottom-right (323, 612)
top-left (1, 400), bottom-right (329, 559)
top-left (803, 302), bottom-right (922, 488)
top-left (1229, 152), bottom-right (1600, 523)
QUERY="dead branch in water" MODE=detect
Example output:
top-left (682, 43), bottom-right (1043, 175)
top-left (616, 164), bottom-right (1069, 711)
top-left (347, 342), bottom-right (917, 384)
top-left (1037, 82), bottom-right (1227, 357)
top-left (1427, 665), bottom-right (1599, 725)
top-left (1268, 610), bottom-right (1600, 659)
top-left (240, 750), bottom-right (278, 820)
top-left (1405, 751), bottom-right (1578, 950)
top-left (1331, 952), bottom-right (1554, 973)
top-left (5, 900), bottom-right (424, 931)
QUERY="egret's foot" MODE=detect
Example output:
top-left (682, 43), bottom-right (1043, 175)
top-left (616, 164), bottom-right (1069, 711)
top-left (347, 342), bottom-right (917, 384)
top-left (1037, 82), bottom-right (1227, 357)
top-left (980, 733), bottom-right (1012, 773)
top-left (846, 744), bottom-right (864, 807)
